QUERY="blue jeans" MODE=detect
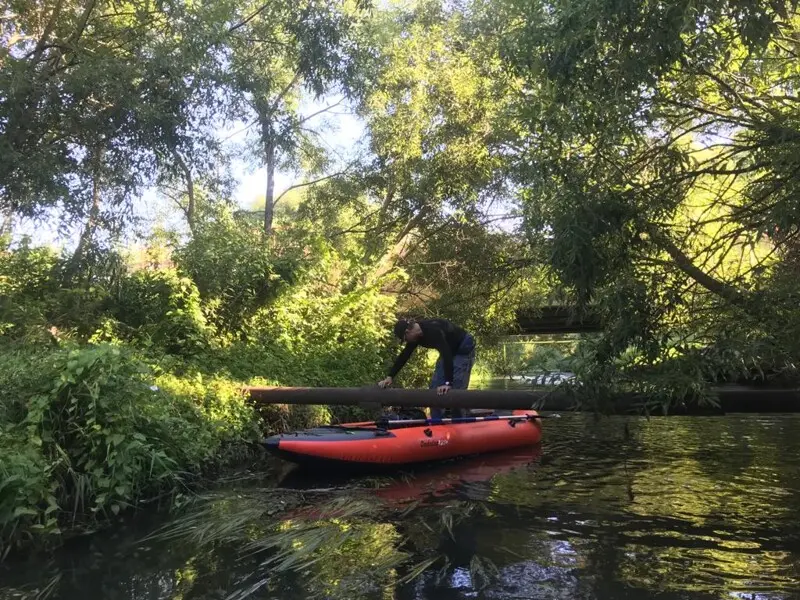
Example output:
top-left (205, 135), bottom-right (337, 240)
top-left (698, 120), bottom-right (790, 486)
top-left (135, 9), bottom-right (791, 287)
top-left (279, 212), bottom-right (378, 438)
top-left (429, 334), bottom-right (476, 419)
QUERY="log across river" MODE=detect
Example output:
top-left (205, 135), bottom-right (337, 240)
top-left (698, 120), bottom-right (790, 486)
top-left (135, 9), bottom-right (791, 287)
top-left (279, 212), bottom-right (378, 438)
top-left (244, 384), bottom-right (800, 414)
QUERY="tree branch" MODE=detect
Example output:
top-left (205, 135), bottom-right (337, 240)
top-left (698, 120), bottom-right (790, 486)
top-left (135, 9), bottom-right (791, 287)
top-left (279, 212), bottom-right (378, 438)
top-left (269, 72), bottom-right (301, 115)
top-left (229, 2), bottom-right (273, 33)
top-left (163, 190), bottom-right (190, 222)
top-left (69, 0), bottom-right (98, 46)
top-left (298, 98), bottom-right (345, 125)
top-left (645, 224), bottom-right (748, 309)
top-left (172, 150), bottom-right (195, 230)
top-left (29, 0), bottom-right (63, 63)
top-left (273, 170), bottom-right (349, 206)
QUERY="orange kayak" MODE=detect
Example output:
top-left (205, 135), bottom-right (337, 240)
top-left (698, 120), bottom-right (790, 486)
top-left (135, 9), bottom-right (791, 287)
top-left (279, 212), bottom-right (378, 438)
top-left (263, 410), bottom-right (542, 470)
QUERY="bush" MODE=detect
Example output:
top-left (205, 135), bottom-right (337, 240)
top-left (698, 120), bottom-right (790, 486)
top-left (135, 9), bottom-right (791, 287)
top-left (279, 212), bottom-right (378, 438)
top-left (231, 281), bottom-right (430, 389)
top-left (172, 213), bottom-right (300, 333)
top-left (0, 238), bottom-right (119, 342)
top-left (0, 238), bottom-right (61, 340)
top-left (0, 429), bottom-right (58, 559)
top-left (0, 228), bottom-right (460, 561)
top-left (0, 238), bottom-right (60, 300)
top-left (0, 343), bottom-right (260, 559)
top-left (112, 268), bottom-right (213, 355)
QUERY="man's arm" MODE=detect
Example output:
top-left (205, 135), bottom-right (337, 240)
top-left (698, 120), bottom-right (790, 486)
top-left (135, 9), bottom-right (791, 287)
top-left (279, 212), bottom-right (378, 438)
top-left (388, 341), bottom-right (418, 377)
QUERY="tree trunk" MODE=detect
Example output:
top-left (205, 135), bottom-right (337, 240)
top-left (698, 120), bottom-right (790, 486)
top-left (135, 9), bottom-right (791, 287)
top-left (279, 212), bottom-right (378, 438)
top-left (255, 74), bottom-right (300, 238)
top-left (367, 209), bottom-right (428, 284)
top-left (0, 210), bottom-right (12, 238)
top-left (646, 224), bottom-right (749, 309)
top-left (65, 148), bottom-right (103, 283)
top-left (173, 151), bottom-right (195, 233)
top-left (264, 135), bottom-right (276, 236)
top-left (362, 184), bottom-right (395, 265)
top-left (30, 0), bottom-right (64, 65)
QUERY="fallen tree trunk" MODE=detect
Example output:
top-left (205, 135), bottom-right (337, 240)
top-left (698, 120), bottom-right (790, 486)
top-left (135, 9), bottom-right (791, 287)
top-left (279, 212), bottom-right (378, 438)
top-left (245, 386), bottom-right (578, 410)
top-left (244, 385), bottom-right (800, 414)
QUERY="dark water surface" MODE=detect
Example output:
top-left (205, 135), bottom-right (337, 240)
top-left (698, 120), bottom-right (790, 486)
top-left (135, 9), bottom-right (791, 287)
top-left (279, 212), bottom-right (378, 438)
top-left (2, 413), bottom-right (800, 600)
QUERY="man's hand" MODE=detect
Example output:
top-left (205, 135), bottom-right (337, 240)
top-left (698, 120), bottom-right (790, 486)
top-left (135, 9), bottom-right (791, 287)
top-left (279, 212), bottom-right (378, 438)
top-left (436, 384), bottom-right (451, 395)
top-left (377, 376), bottom-right (393, 389)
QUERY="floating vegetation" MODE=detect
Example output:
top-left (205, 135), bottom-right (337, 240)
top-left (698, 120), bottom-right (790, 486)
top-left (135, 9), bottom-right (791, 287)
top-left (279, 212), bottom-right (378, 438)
top-left (0, 572), bottom-right (61, 600)
top-left (138, 477), bottom-right (497, 599)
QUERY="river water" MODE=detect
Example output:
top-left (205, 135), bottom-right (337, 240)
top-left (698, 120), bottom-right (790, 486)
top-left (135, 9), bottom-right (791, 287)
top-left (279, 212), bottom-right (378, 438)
top-left (2, 412), bottom-right (800, 599)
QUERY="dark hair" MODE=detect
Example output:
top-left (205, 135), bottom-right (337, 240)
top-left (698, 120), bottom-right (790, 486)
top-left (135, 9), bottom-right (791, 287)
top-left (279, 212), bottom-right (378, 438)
top-left (393, 319), bottom-right (411, 340)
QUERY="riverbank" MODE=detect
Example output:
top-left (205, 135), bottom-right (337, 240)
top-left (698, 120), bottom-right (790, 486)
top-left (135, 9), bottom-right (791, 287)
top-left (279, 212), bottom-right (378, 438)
top-left (5, 337), bottom-right (798, 564)
top-left (0, 340), bottom-right (390, 562)
top-left (0, 344), bottom-right (245, 560)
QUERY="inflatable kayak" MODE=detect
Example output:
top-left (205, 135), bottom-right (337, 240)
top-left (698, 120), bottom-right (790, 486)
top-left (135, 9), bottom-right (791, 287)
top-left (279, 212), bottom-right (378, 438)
top-left (263, 410), bottom-right (543, 470)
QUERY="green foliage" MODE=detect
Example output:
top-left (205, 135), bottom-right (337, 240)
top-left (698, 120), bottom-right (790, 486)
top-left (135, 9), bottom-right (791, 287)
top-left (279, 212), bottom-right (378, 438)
top-left (0, 220), bottom-right (422, 559)
top-left (172, 211), bottom-right (300, 333)
top-left (297, 0), bottom-right (545, 342)
top-left (0, 237), bottom-right (115, 341)
top-left (0, 238), bottom-right (60, 298)
top-left (487, 0), bottom-right (800, 401)
top-left (8, 0), bottom-right (800, 564)
top-left (245, 286), bottom-right (397, 385)
top-left (0, 343), bottom-right (260, 559)
top-left (0, 0), bottom-right (540, 564)
top-left (113, 268), bottom-right (212, 355)
top-left (2, 0), bottom-right (228, 221)
top-left (478, 337), bottom-right (577, 380)
top-left (207, 265), bottom-right (414, 393)
top-left (0, 238), bottom-right (61, 338)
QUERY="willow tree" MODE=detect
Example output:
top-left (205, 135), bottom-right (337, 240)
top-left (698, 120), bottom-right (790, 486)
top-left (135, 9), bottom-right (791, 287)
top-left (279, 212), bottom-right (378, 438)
top-left (489, 0), bottom-right (800, 398)
top-left (0, 0), bottom-right (246, 277)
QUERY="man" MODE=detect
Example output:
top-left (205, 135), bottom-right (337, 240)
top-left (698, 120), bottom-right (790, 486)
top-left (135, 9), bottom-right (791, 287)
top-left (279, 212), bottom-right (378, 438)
top-left (377, 317), bottom-right (476, 419)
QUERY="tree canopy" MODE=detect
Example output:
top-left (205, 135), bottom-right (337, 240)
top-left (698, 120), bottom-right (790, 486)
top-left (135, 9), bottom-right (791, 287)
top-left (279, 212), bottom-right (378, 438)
top-left (3, 0), bottom-right (800, 399)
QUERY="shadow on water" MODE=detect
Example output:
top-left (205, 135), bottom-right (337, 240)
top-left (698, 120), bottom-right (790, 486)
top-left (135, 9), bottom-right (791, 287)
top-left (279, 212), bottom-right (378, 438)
top-left (2, 413), bottom-right (800, 599)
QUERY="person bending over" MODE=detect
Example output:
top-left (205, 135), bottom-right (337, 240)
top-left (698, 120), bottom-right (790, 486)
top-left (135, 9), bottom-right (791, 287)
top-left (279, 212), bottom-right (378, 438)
top-left (378, 317), bottom-right (476, 419)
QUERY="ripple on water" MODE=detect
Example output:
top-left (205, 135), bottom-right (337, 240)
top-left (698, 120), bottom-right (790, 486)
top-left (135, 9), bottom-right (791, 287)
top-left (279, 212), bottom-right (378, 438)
top-left (2, 414), bottom-right (800, 600)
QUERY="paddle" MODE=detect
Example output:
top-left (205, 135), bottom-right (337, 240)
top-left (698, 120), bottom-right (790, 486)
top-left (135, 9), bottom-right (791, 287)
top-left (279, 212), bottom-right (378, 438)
top-left (376, 412), bottom-right (560, 428)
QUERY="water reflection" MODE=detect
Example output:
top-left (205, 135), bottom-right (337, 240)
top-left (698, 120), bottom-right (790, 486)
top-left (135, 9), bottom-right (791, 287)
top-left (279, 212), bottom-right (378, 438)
top-left (1, 414), bottom-right (800, 599)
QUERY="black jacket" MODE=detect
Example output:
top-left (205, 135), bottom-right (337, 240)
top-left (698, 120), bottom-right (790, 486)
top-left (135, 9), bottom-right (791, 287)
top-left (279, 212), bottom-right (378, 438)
top-left (388, 318), bottom-right (468, 383)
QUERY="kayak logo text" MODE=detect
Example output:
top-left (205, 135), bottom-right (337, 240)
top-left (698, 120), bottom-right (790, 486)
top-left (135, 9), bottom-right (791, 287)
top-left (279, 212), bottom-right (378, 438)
top-left (420, 438), bottom-right (449, 447)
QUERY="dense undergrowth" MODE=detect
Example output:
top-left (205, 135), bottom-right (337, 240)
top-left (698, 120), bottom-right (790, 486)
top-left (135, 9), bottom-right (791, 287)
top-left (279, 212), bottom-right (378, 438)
top-left (0, 225), bottom-right (436, 560)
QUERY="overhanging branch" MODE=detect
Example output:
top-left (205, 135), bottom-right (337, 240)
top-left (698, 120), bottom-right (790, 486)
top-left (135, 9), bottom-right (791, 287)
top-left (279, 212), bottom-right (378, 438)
top-left (273, 170), bottom-right (349, 205)
top-left (645, 224), bottom-right (748, 309)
